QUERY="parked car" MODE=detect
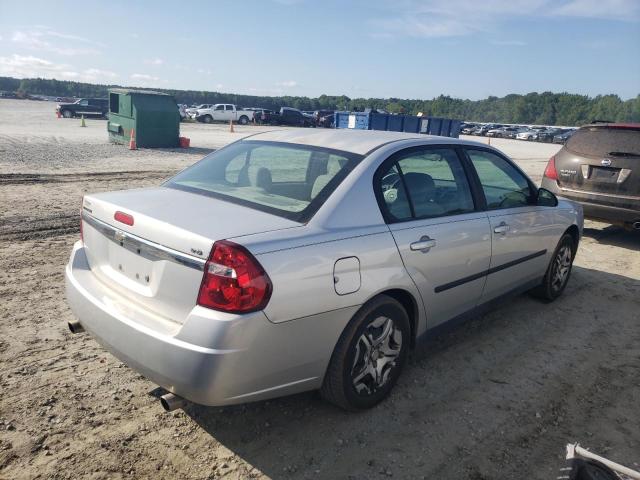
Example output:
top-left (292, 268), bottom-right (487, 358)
top-left (486, 126), bottom-right (522, 138)
top-left (186, 104), bottom-right (213, 118)
top-left (485, 128), bottom-right (504, 138)
top-left (541, 123), bottom-right (640, 230)
top-left (250, 108), bottom-right (274, 124)
top-left (56, 98), bottom-right (108, 118)
top-left (266, 107), bottom-right (315, 127)
top-left (553, 130), bottom-right (576, 144)
top-left (177, 104), bottom-right (187, 121)
top-left (461, 125), bottom-right (478, 135)
top-left (195, 104), bottom-right (255, 125)
top-left (66, 130), bottom-right (582, 411)
top-left (537, 128), bottom-right (568, 143)
top-left (315, 110), bottom-right (335, 128)
top-left (474, 124), bottom-right (499, 136)
top-left (516, 129), bottom-right (542, 141)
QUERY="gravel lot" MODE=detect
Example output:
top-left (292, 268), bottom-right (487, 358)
top-left (1, 99), bottom-right (639, 480)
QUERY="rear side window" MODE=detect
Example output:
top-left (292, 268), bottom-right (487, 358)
top-left (166, 141), bottom-right (361, 222)
top-left (565, 127), bottom-right (640, 157)
top-left (377, 148), bottom-right (475, 222)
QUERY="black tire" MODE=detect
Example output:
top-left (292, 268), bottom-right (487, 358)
top-left (202, 115), bottom-right (213, 124)
top-left (238, 115), bottom-right (249, 125)
top-left (321, 295), bottom-right (410, 411)
top-left (531, 233), bottom-right (576, 302)
top-left (61, 109), bottom-right (73, 118)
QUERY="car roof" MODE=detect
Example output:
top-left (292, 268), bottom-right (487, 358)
top-left (246, 128), bottom-right (472, 155)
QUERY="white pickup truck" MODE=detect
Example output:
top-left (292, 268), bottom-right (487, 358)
top-left (195, 104), bottom-right (255, 125)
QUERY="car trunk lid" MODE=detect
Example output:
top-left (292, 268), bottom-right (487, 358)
top-left (555, 125), bottom-right (640, 196)
top-left (81, 187), bottom-right (300, 323)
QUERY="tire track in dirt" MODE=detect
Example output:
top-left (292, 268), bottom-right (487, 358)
top-left (0, 170), bottom-right (177, 185)
top-left (0, 212), bottom-right (78, 240)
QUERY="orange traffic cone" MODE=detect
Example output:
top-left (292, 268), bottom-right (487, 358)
top-left (129, 128), bottom-right (137, 150)
top-left (56, 110), bottom-right (61, 119)
top-left (229, 119), bottom-right (235, 133)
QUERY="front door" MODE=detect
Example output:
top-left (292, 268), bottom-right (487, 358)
top-left (377, 146), bottom-right (492, 327)
top-left (465, 148), bottom-right (552, 301)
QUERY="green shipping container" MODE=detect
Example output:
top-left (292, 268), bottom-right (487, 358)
top-left (107, 88), bottom-right (180, 148)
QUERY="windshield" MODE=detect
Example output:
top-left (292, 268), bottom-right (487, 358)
top-left (165, 140), bottom-right (363, 222)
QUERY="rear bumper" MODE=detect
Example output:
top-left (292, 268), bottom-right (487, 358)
top-left (541, 178), bottom-right (640, 225)
top-left (65, 241), bottom-right (355, 406)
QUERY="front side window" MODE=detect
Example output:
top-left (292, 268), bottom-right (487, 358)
top-left (78, 99), bottom-right (88, 106)
top-left (378, 148), bottom-right (475, 222)
top-left (467, 149), bottom-right (533, 209)
top-left (166, 141), bottom-right (361, 222)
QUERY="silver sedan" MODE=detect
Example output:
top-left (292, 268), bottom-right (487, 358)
top-left (66, 129), bottom-right (583, 411)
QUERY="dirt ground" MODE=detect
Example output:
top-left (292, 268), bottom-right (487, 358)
top-left (1, 98), bottom-right (639, 480)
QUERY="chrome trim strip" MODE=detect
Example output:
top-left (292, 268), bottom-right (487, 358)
top-left (559, 187), bottom-right (640, 201)
top-left (82, 212), bottom-right (206, 271)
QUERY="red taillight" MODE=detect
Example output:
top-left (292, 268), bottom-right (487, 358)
top-left (114, 211), bottom-right (134, 226)
top-left (197, 241), bottom-right (272, 313)
top-left (544, 156), bottom-right (558, 180)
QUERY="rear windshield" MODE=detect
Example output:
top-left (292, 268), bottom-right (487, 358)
top-left (565, 127), bottom-right (640, 157)
top-left (165, 140), bottom-right (362, 222)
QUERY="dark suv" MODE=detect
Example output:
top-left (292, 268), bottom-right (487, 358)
top-left (56, 98), bottom-right (109, 118)
top-left (541, 123), bottom-right (640, 230)
top-left (266, 107), bottom-right (315, 127)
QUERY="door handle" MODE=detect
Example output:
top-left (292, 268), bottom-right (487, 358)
top-left (410, 236), bottom-right (437, 252)
top-left (493, 222), bottom-right (510, 234)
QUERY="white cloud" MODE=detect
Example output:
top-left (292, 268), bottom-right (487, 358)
top-left (11, 28), bottom-right (101, 56)
top-left (131, 73), bottom-right (159, 81)
top-left (0, 54), bottom-right (119, 82)
top-left (552, 0), bottom-right (640, 21)
top-left (370, 0), bottom-right (639, 39)
top-left (144, 58), bottom-right (164, 66)
top-left (130, 73), bottom-right (160, 86)
top-left (278, 80), bottom-right (298, 87)
top-left (0, 54), bottom-right (70, 77)
top-left (82, 68), bottom-right (118, 81)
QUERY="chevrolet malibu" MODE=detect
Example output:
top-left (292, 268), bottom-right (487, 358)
top-left (66, 130), bottom-right (583, 411)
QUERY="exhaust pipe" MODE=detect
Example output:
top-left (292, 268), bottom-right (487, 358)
top-left (68, 320), bottom-right (84, 334)
top-left (160, 393), bottom-right (187, 412)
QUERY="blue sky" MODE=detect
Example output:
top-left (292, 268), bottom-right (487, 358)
top-left (0, 0), bottom-right (638, 100)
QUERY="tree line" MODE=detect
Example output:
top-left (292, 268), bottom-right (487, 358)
top-left (1, 76), bottom-right (638, 126)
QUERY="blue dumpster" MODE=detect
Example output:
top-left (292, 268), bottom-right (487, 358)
top-left (334, 111), bottom-right (460, 138)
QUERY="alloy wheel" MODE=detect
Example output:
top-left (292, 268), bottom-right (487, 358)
top-left (351, 316), bottom-right (403, 396)
top-left (552, 245), bottom-right (572, 291)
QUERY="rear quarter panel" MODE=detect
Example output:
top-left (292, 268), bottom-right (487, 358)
top-left (254, 229), bottom-right (422, 326)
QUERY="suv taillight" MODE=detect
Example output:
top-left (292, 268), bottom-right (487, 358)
top-left (197, 241), bottom-right (272, 313)
top-left (544, 156), bottom-right (558, 180)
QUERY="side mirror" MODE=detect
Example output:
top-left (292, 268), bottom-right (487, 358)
top-left (537, 187), bottom-right (558, 207)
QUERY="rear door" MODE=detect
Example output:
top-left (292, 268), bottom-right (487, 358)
top-left (465, 148), bottom-right (553, 302)
top-left (555, 125), bottom-right (640, 197)
top-left (378, 146), bottom-right (491, 327)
